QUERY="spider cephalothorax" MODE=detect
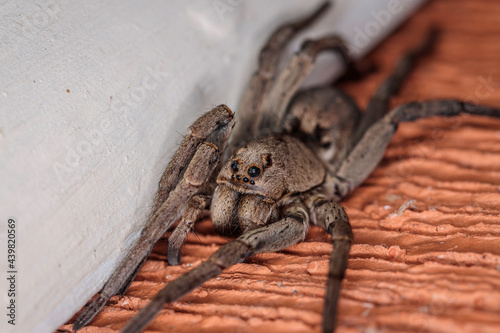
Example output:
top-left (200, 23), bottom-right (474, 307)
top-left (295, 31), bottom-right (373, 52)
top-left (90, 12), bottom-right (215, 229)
top-left (221, 136), bottom-right (325, 199)
top-left (213, 135), bottom-right (325, 236)
top-left (73, 2), bottom-right (500, 333)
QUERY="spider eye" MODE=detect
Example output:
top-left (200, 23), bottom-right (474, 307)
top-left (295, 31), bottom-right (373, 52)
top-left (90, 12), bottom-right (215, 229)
top-left (247, 166), bottom-right (261, 178)
top-left (231, 161), bottom-right (239, 172)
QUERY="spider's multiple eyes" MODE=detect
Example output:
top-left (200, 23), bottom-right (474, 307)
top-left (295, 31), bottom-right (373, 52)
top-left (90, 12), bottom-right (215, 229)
top-left (230, 160), bottom-right (262, 185)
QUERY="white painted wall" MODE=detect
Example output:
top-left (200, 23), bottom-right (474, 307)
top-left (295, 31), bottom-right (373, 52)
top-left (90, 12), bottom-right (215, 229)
top-left (0, 1), bottom-right (426, 332)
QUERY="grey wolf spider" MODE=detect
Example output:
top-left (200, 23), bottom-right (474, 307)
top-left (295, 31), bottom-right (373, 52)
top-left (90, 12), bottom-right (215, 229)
top-left (72, 2), bottom-right (500, 333)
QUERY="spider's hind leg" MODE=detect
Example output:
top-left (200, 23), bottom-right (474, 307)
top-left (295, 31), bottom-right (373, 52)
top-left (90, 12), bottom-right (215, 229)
top-left (330, 100), bottom-right (500, 200)
top-left (325, 28), bottom-right (500, 199)
top-left (331, 28), bottom-right (440, 171)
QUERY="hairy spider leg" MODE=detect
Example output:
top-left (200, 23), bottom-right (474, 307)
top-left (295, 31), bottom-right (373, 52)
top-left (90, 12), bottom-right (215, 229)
top-left (257, 35), bottom-right (350, 136)
top-left (167, 194), bottom-right (211, 265)
top-left (121, 197), bottom-right (309, 333)
top-left (332, 28), bottom-right (440, 170)
top-left (227, 1), bottom-right (331, 157)
top-left (330, 99), bottom-right (500, 201)
top-left (304, 192), bottom-right (353, 333)
top-left (72, 105), bottom-right (234, 331)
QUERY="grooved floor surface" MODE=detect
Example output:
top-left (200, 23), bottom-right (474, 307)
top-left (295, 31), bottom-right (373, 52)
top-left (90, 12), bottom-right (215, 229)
top-left (61, 1), bottom-right (500, 332)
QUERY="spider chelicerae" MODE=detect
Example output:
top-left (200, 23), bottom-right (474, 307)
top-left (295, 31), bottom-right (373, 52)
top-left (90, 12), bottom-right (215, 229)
top-left (72, 2), bottom-right (500, 333)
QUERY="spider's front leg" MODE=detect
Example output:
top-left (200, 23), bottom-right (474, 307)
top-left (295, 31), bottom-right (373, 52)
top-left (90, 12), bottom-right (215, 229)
top-left (227, 1), bottom-right (330, 154)
top-left (121, 198), bottom-right (309, 333)
top-left (258, 35), bottom-right (350, 135)
top-left (73, 105), bottom-right (234, 331)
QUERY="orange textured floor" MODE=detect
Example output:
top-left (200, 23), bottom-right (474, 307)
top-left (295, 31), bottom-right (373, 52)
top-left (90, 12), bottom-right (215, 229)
top-left (61, 1), bottom-right (500, 332)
